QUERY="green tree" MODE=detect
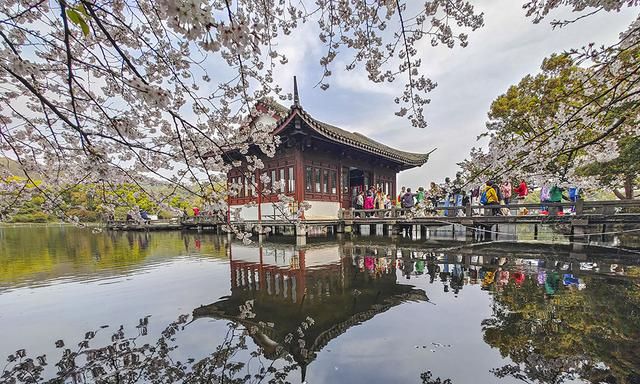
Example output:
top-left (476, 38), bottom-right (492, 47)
top-left (577, 136), bottom-right (640, 199)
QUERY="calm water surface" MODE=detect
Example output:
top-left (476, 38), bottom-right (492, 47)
top-left (1, 227), bottom-right (639, 383)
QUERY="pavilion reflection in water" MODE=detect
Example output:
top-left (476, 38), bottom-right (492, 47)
top-left (193, 243), bottom-right (428, 380)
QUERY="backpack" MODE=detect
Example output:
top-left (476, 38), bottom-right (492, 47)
top-left (480, 191), bottom-right (488, 205)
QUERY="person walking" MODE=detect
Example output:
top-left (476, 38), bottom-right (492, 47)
top-left (364, 192), bottom-right (374, 208)
top-left (482, 181), bottom-right (500, 216)
top-left (401, 188), bottom-right (416, 209)
top-left (540, 184), bottom-right (551, 214)
top-left (398, 186), bottom-right (406, 205)
top-left (428, 182), bottom-right (440, 209)
top-left (441, 177), bottom-right (452, 216)
top-left (416, 187), bottom-right (425, 204)
top-left (376, 189), bottom-right (385, 210)
top-left (514, 179), bottom-right (528, 201)
top-left (355, 191), bottom-right (364, 217)
top-left (549, 185), bottom-right (568, 216)
top-left (501, 180), bottom-right (512, 204)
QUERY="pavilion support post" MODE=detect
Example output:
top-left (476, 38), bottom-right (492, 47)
top-left (572, 226), bottom-right (585, 252)
top-left (296, 224), bottom-right (307, 246)
top-left (420, 225), bottom-right (427, 239)
top-left (465, 226), bottom-right (474, 240)
top-left (390, 224), bottom-right (399, 239)
top-left (571, 219), bottom-right (589, 253)
top-left (382, 224), bottom-right (389, 236)
top-left (336, 223), bottom-right (345, 234)
top-left (534, 224), bottom-right (538, 240)
top-left (369, 224), bottom-right (375, 236)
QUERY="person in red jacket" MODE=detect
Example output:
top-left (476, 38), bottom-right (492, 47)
top-left (514, 179), bottom-right (528, 202)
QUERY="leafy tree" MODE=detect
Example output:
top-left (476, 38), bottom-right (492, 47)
top-left (577, 136), bottom-right (640, 199)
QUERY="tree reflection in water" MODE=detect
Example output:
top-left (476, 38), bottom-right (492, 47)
top-left (4, 237), bottom-right (639, 384)
top-left (482, 263), bottom-right (640, 383)
top-left (2, 310), bottom-right (301, 384)
top-left (2, 243), bottom-right (453, 384)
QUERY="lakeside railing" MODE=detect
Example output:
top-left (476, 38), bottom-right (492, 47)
top-left (343, 199), bottom-right (640, 220)
top-left (103, 199), bottom-right (640, 228)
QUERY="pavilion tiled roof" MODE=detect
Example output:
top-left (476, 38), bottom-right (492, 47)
top-left (259, 98), bottom-right (433, 168)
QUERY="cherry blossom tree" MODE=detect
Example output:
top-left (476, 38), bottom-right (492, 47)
top-left (461, 1), bottom-right (640, 192)
top-left (0, 0), bottom-right (484, 222)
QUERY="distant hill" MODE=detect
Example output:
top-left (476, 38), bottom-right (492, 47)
top-left (0, 157), bottom-right (48, 180)
top-left (0, 157), bottom-right (26, 176)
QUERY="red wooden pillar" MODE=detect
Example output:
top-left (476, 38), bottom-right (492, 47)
top-left (296, 248), bottom-right (306, 300)
top-left (258, 246), bottom-right (266, 292)
top-left (294, 147), bottom-right (304, 204)
top-left (256, 169), bottom-right (262, 221)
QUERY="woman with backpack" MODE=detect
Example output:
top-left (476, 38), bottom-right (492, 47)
top-left (481, 181), bottom-right (499, 216)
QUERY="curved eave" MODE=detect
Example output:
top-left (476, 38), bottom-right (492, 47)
top-left (273, 106), bottom-right (432, 170)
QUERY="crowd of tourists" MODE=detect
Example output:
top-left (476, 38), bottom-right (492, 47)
top-left (353, 175), bottom-right (582, 217)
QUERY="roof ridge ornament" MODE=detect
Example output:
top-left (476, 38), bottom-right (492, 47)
top-left (293, 76), bottom-right (300, 107)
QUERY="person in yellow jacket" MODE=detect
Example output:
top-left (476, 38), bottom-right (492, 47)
top-left (484, 181), bottom-right (500, 215)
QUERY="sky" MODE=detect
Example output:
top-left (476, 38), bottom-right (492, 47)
top-left (267, 1), bottom-right (638, 188)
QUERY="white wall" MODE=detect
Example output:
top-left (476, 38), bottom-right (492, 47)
top-left (230, 203), bottom-right (293, 221)
top-left (231, 201), bottom-right (341, 220)
top-left (230, 205), bottom-right (259, 221)
top-left (305, 201), bottom-right (341, 219)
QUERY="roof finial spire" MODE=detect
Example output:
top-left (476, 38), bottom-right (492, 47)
top-left (293, 76), bottom-right (300, 107)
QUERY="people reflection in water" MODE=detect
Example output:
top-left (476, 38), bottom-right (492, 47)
top-left (364, 256), bottom-right (375, 273)
top-left (451, 264), bottom-right (464, 295)
top-left (544, 270), bottom-right (561, 297)
top-left (415, 258), bottom-right (425, 275)
top-left (427, 261), bottom-right (439, 283)
top-left (344, 249), bottom-right (600, 300)
top-left (401, 249), bottom-right (414, 279)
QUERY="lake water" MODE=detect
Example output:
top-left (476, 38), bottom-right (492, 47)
top-left (1, 226), bottom-right (639, 383)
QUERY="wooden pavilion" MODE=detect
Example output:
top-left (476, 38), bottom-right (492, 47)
top-left (225, 77), bottom-right (432, 220)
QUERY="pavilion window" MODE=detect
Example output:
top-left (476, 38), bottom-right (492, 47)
top-left (251, 174), bottom-right (256, 196)
top-left (342, 167), bottom-right (349, 194)
top-left (331, 170), bottom-right (337, 194)
top-left (238, 176), bottom-right (244, 197)
top-left (271, 170), bottom-right (276, 194)
top-left (323, 170), bottom-right (329, 193)
top-left (288, 166), bottom-right (295, 193)
top-left (280, 168), bottom-right (285, 192)
top-left (315, 168), bottom-right (321, 193)
top-left (305, 167), bottom-right (312, 192)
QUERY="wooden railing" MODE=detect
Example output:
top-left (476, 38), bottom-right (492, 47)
top-left (181, 215), bottom-right (225, 225)
top-left (342, 199), bottom-right (640, 220)
top-left (107, 218), bottom-right (181, 226)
